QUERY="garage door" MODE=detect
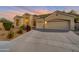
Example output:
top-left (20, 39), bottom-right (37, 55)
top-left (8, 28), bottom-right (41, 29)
top-left (46, 21), bottom-right (70, 30)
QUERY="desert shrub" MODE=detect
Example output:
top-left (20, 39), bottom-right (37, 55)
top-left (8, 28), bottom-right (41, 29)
top-left (17, 29), bottom-right (23, 34)
top-left (19, 25), bottom-right (25, 30)
top-left (3, 22), bottom-right (13, 31)
top-left (16, 25), bottom-right (24, 34)
top-left (7, 31), bottom-right (14, 39)
top-left (0, 18), bottom-right (13, 31)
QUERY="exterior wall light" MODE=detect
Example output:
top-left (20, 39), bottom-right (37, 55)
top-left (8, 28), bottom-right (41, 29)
top-left (45, 21), bottom-right (47, 24)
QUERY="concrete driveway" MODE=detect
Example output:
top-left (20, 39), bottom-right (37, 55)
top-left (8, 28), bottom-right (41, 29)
top-left (10, 30), bottom-right (79, 52)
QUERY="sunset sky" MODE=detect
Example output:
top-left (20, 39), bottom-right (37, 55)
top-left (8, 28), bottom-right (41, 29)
top-left (0, 6), bottom-right (79, 21)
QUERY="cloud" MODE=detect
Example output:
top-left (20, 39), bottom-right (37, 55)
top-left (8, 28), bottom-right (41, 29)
top-left (0, 7), bottom-right (53, 21)
top-left (1, 6), bottom-right (79, 22)
top-left (0, 11), bottom-right (23, 21)
top-left (32, 9), bottom-right (53, 15)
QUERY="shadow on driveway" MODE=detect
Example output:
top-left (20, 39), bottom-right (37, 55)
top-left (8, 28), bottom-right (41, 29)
top-left (35, 29), bottom-right (69, 32)
top-left (73, 30), bottom-right (79, 35)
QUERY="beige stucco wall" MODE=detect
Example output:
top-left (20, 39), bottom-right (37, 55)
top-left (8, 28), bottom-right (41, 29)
top-left (29, 15), bottom-right (33, 27)
top-left (36, 18), bottom-right (44, 28)
top-left (0, 22), bottom-right (4, 30)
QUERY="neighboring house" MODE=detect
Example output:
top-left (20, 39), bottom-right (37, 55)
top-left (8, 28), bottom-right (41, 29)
top-left (14, 10), bottom-right (77, 31)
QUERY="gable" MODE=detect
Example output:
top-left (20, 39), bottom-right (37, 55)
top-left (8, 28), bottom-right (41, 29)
top-left (45, 11), bottom-right (75, 21)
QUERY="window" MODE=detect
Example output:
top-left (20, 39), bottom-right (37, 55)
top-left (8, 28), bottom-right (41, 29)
top-left (16, 19), bottom-right (19, 26)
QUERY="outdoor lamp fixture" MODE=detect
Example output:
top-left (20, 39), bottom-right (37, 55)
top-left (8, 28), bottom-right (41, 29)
top-left (43, 21), bottom-right (47, 29)
top-left (45, 21), bottom-right (47, 24)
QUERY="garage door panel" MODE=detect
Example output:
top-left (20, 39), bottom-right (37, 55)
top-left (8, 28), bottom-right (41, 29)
top-left (46, 21), bottom-right (69, 30)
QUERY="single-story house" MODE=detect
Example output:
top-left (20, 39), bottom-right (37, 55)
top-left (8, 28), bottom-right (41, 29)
top-left (14, 10), bottom-right (77, 31)
top-left (35, 11), bottom-right (77, 31)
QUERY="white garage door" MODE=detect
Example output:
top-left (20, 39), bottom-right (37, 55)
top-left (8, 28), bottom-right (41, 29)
top-left (46, 21), bottom-right (69, 30)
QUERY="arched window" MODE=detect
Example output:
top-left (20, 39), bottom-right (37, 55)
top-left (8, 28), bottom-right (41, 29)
top-left (16, 19), bottom-right (19, 26)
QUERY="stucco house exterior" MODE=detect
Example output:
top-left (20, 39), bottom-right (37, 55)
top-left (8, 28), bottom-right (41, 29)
top-left (36, 11), bottom-right (76, 30)
top-left (14, 10), bottom-right (77, 31)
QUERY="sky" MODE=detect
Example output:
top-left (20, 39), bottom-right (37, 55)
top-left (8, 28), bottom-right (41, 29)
top-left (0, 6), bottom-right (79, 21)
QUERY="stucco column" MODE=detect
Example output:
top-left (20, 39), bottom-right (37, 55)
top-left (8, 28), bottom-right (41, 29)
top-left (29, 15), bottom-right (33, 27)
top-left (14, 19), bottom-right (18, 28)
top-left (70, 19), bottom-right (75, 30)
top-left (20, 18), bottom-right (24, 26)
top-left (14, 19), bottom-right (16, 27)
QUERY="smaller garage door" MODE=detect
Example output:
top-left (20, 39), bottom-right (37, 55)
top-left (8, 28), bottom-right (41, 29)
top-left (45, 21), bottom-right (70, 30)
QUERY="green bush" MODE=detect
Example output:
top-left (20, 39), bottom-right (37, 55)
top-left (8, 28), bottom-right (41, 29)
top-left (7, 31), bottom-right (14, 39)
top-left (0, 18), bottom-right (13, 31)
top-left (19, 25), bottom-right (25, 30)
top-left (3, 22), bottom-right (12, 31)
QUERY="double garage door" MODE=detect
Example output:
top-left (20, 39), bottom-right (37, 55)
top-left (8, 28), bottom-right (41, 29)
top-left (36, 20), bottom-right (70, 31)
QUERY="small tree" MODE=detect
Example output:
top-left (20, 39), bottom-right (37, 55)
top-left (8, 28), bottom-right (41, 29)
top-left (0, 18), bottom-right (13, 31)
top-left (19, 25), bottom-right (25, 30)
top-left (7, 31), bottom-right (14, 39)
top-left (16, 25), bottom-right (24, 34)
top-left (3, 22), bottom-right (13, 31)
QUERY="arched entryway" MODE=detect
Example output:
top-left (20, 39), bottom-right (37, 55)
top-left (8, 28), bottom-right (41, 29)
top-left (24, 18), bottom-right (29, 25)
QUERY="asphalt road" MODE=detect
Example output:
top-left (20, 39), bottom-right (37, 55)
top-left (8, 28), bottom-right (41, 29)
top-left (10, 30), bottom-right (79, 52)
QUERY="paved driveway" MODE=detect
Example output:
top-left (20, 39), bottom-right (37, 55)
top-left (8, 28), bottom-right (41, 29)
top-left (10, 30), bottom-right (79, 52)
